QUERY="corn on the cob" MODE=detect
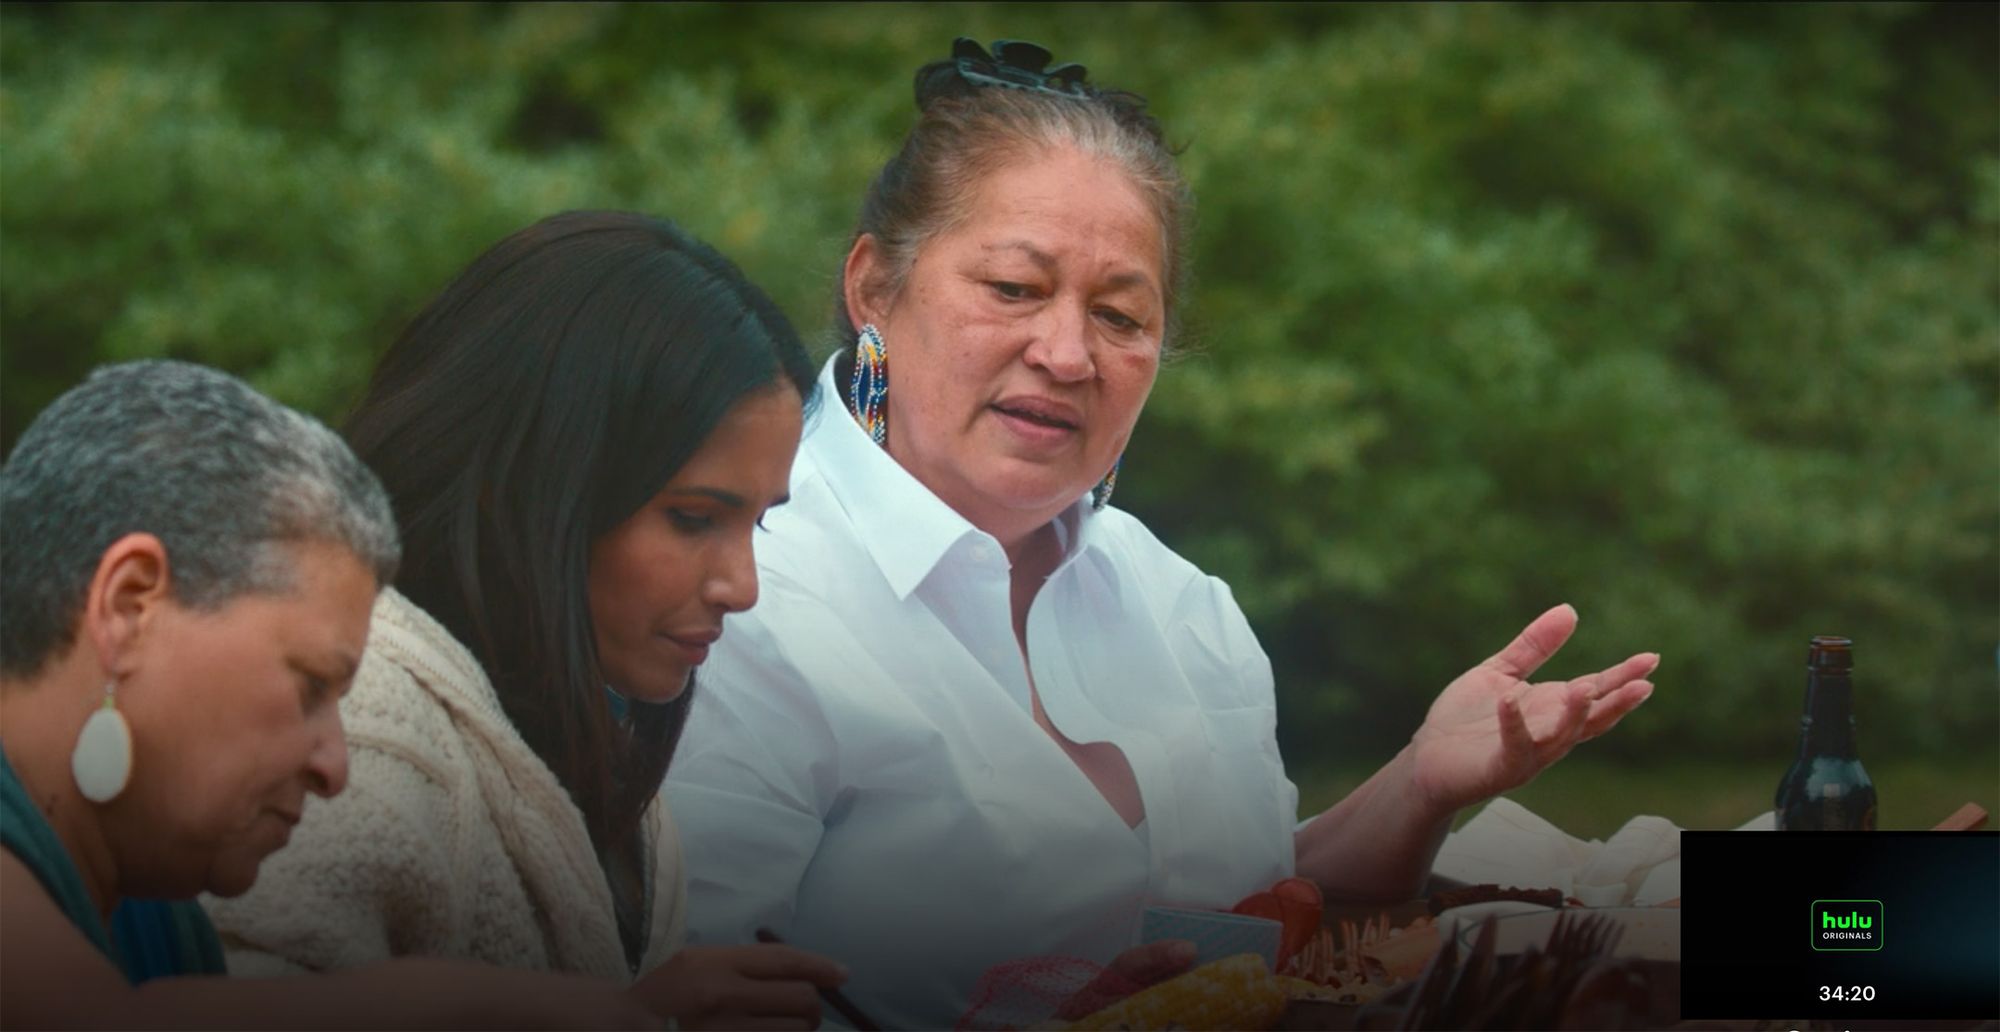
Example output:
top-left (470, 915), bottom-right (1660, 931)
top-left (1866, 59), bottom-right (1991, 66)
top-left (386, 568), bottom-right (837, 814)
top-left (1063, 953), bottom-right (1292, 1031)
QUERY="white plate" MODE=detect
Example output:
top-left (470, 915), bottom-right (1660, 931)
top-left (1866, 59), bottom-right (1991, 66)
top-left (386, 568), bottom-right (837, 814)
top-left (1454, 906), bottom-right (1681, 962)
top-left (1432, 900), bottom-right (1559, 942)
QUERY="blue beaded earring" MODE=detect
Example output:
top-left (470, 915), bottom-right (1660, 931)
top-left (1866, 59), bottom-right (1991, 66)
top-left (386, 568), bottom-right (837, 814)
top-left (849, 323), bottom-right (888, 446)
top-left (1092, 455), bottom-right (1122, 512)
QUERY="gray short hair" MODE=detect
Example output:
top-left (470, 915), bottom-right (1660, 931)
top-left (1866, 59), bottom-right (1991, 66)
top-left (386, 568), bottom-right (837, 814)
top-left (1, 360), bottom-right (400, 677)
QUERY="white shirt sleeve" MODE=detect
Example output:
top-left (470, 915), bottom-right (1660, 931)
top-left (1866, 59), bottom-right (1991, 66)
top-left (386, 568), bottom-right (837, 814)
top-left (664, 608), bottom-right (836, 946)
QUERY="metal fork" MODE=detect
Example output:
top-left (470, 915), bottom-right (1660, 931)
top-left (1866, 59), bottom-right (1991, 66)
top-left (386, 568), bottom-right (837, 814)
top-left (1392, 912), bottom-right (1630, 1029)
top-left (1546, 910), bottom-right (1624, 965)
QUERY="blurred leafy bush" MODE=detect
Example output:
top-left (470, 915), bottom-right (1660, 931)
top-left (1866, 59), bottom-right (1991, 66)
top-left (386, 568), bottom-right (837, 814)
top-left (4, 3), bottom-right (1993, 764)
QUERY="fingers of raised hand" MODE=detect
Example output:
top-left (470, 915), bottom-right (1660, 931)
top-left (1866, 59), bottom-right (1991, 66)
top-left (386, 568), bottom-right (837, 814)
top-left (1580, 680), bottom-right (1655, 739)
top-left (1501, 680), bottom-right (1594, 759)
top-left (1496, 690), bottom-right (1537, 758)
top-left (1483, 604), bottom-right (1580, 680)
top-left (1559, 679), bottom-right (1593, 736)
top-left (1587, 653), bottom-right (1661, 700)
top-left (1563, 653), bottom-right (1658, 740)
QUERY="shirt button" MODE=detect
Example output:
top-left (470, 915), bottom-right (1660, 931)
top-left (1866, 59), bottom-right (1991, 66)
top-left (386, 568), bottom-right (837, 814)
top-left (969, 542), bottom-right (994, 564)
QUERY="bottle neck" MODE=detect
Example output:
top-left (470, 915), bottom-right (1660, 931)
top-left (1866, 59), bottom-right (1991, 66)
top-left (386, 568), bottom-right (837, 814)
top-left (1797, 671), bottom-right (1858, 757)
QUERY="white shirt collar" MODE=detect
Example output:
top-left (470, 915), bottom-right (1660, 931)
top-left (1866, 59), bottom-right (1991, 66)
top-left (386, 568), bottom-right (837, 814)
top-left (804, 356), bottom-right (1110, 601)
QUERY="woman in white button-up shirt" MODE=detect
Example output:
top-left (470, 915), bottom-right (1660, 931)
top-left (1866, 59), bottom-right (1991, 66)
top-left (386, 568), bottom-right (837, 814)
top-left (664, 40), bottom-right (1660, 1029)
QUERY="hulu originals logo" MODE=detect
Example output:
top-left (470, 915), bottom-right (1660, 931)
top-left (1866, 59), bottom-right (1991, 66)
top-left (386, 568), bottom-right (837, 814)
top-left (1811, 899), bottom-right (1883, 951)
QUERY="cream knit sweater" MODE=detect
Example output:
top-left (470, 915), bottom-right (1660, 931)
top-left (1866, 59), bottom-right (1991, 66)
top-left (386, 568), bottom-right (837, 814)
top-left (204, 588), bottom-right (686, 980)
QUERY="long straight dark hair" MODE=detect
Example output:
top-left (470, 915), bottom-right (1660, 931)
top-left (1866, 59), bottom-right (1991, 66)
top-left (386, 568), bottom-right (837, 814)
top-left (346, 211), bottom-right (816, 853)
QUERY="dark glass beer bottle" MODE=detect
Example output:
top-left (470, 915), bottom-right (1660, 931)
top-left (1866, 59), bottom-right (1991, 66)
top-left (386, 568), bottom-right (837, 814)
top-left (1774, 636), bottom-right (1877, 831)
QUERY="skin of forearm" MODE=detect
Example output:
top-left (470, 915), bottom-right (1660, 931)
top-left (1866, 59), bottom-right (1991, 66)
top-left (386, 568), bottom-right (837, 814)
top-left (1293, 744), bottom-right (1456, 901)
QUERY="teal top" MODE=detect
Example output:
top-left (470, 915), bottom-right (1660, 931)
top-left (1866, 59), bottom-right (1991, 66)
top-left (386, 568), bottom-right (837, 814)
top-left (0, 743), bottom-right (225, 983)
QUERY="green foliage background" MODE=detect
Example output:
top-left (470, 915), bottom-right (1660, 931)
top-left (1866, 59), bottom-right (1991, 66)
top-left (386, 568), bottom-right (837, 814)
top-left (4, 3), bottom-right (1995, 771)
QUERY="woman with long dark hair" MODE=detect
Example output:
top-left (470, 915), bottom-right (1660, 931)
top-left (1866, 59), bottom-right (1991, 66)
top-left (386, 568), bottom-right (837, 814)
top-left (207, 211), bottom-right (843, 1029)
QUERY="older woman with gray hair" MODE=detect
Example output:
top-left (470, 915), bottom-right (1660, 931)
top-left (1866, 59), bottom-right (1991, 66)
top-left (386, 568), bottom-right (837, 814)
top-left (0, 361), bottom-right (662, 1028)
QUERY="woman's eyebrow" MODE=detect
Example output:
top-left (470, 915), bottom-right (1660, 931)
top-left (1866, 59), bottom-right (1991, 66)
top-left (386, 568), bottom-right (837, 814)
top-left (983, 240), bottom-right (1056, 269)
top-left (666, 487), bottom-right (747, 507)
top-left (665, 488), bottom-right (793, 509)
top-left (1099, 271), bottom-right (1156, 293)
top-left (983, 240), bottom-right (1157, 295)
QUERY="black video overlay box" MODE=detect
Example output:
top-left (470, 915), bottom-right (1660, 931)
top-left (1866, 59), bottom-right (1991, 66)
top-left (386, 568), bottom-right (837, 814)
top-left (1681, 830), bottom-right (1999, 1021)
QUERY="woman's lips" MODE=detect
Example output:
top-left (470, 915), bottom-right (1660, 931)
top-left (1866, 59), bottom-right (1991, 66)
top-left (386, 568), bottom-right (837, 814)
top-left (991, 399), bottom-right (1081, 447)
top-left (263, 809), bottom-right (300, 848)
top-left (660, 631), bottom-right (718, 666)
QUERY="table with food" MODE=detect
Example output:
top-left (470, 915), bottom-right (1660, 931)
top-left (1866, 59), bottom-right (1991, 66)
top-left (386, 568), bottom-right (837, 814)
top-left (990, 794), bottom-right (1992, 1032)
top-left (961, 635), bottom-right (1988, 1031)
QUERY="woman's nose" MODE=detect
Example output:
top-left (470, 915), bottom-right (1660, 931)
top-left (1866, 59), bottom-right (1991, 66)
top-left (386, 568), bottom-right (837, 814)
top-left (704, 536), bottom-right (761, 614)
top-left (305, 712), bottom-right (350, 798)
top-left (1024, 306), bottom-right (1095, 382)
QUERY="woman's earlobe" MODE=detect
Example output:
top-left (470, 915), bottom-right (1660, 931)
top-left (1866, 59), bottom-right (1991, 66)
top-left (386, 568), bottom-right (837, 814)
top-left (86, 533), bottom-right (172, 674)
top-left (842, 234), bottom-right (892, 330)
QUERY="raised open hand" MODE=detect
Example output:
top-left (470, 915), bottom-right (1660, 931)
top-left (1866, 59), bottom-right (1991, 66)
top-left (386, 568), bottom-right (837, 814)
top-left (1407, 604), bottom-right (1657, 815)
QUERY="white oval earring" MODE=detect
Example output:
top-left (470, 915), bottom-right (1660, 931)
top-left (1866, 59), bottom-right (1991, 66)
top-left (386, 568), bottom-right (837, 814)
top-left (71, 681), bottom-right (133, 804)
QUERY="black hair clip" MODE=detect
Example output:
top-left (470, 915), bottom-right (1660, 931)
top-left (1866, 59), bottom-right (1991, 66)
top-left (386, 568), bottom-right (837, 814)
top-left (914, 37), bottom-right (1092, 108)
